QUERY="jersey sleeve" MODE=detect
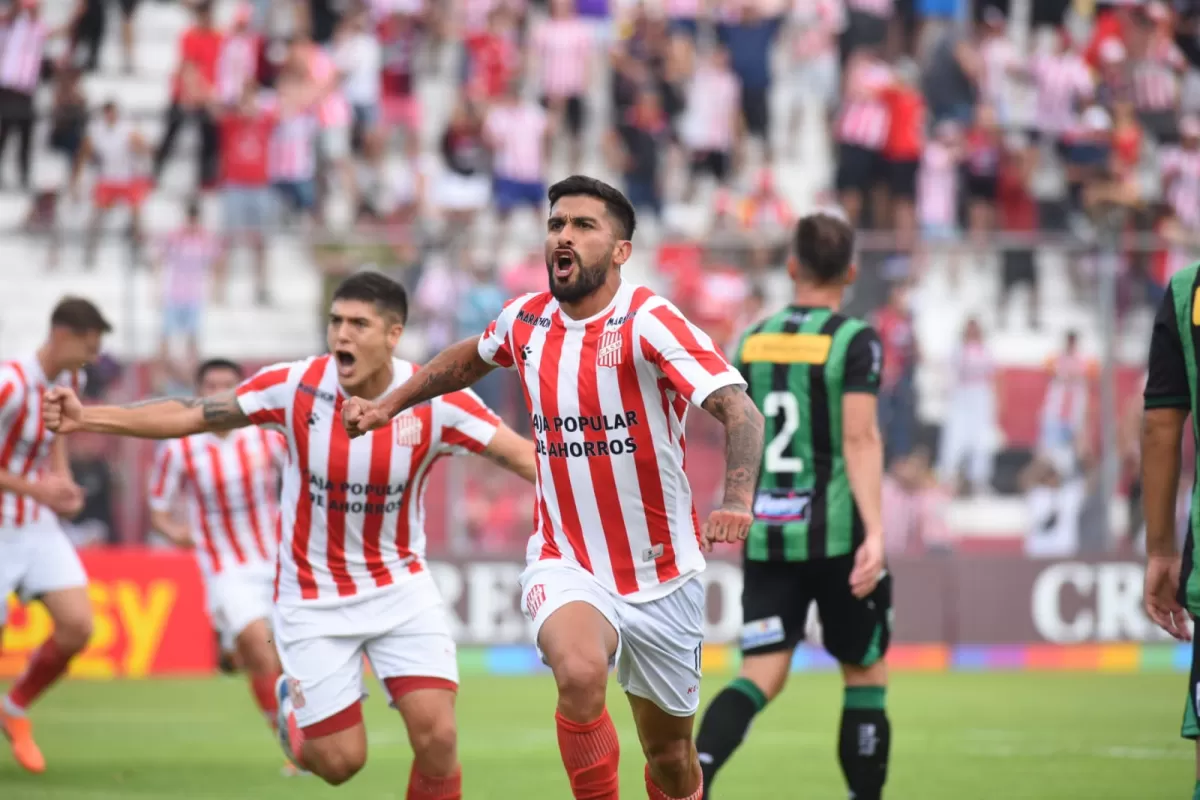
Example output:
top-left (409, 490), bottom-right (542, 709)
top-left (1145, 281), bottom-right (1192, 410)
top-left (843, 326), bottom-right (884, 395)
top-left (435, 389), bottom-right (502, 455)
top-left (147, 441), bottom-right (184, 512)
top-left (234, 361), bottom-right (295, 427)
top-left (478, 296), bottom-right (528, 370)
top-left (637, 300), bottom-right (747, 407)
top-left (0, 366), bottom-right (26, 425)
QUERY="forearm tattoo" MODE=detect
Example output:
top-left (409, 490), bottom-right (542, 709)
top-left (702, 385), bottom-right (764, 511)
top-left (401, 340), bottom-right (494, 412)
top-left (120, 392), bottom-right (248, 431)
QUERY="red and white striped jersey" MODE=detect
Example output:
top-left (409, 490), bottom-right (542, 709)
top-left (917, 140), bottom-right (959, 227)
top-left (484, 102), bottom-right (548, 183)
top-left (0, 12), bottom-right (46, 94)
top-left (532, 17), bottom-right (592, 98)
top-left (836, 59), bottom-right (891, 150)
top-left (148, 428), bottom-right (287, 576)
top-left (1032, 52), bottom-right (1093, 137)
top-left (234, 356), bottom-right (501, 605)
top-left (217, 33), bottom-right (260, 105)
top-left (0, 356), bottom-right (85, 529)
top-left (682, 65), bottom-right (741, 152)
top-left (308, 46), bottom-right (352, 129)
top-left (1159, 145), bottom-right (1200, 229)
top-left (1132, 37), bottom-right (1185, 112)
top-left (268, 109), bottom-right (318, 182)
top-left (478, 282), bottom-right (745, 602)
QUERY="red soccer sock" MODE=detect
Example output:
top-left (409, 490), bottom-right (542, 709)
top-left (645, 764), bottom-right (703, 800)
top-left (556, 709), bottom-right (620, 800)
top-left (249, 672), bottom-right (281, 729)
top-left (7, 638), bottom-right (71, 712)
top-left (406, 763), bottom-right (462, 800)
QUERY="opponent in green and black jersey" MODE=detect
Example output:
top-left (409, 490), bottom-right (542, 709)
top-left (1140, 265), bottom-right (1200, 796)
top-left (696, 213), bottom-right (891, 800)
top-left (732, 306), bottom-right (881, 562)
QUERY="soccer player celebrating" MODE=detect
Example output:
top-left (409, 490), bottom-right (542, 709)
top-left (343, 175), bottom-right (766, 800)
top-left (1141, 265), bottom-right (1200, 799)
top-left (43, 272), bottom-right (536, 796)
top-left (693, 213), bottom-right (890, 800)
top-left (147, 358), bottom-right (290, 753)
top-left (0, 297), bottom-right (111, 774)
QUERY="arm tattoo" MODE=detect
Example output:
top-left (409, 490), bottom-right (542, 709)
top-left (119, 392), bottom-right (248, 431)
top-left (702, 386), bottom-right (765, 511)
top-left (393, 338), bottom-right (495, 414)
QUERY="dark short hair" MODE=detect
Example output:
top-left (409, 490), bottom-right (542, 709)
top-left (195, 358), bottom-right (243, 387)
top-left (332, 270), bottom-right (408, 324)
top-left (547, 175), bottom-right (637, 240)
top-left (50, 297), bottom-right (112, 335)
top-left (793, 213), bottom-right (855, 284)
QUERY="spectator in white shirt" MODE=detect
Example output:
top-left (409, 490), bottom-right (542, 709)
top-left (936, 318), bottom-right (997, 496)
top-left (71, 101), bottom-right (152, 268)
top-left (334, 9), bottom-right (382, 154)
top-left (484, 80), bottom-right (553, 249)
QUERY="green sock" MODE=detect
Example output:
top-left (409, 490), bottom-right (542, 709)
top-left (1192, 779), bottom-right (1200, 800)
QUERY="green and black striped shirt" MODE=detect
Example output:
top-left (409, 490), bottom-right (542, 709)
top-left (1145, 265), bottom-right (1200, 614)
top-left (732, 306), bottom-right (883, 562)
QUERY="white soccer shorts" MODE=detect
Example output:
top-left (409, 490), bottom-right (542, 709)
top-left (273, 569), bottom-right (459, 729)
top-left (0, 521), bottom-right (88, 626)
top-left (520, 561), bottom-right (706, 717)
top-left (205, 564), bottom-right (275, 653)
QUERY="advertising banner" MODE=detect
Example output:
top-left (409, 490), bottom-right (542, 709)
top-left (0, 552), bottom-right (1178, 678)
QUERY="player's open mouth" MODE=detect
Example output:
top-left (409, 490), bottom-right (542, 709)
top-left (335, 350), bottom-right (356, 376)
top-left (553, 249), bottom-right (576, 280)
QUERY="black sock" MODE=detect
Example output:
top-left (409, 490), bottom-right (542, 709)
top-left (838, 686), bottom-right (890, 800)
top-left (695, 677), bottom-right (768, 798)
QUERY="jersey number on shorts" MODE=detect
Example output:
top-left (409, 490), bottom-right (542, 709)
top-left (763, 391), bottom-right (803, 474)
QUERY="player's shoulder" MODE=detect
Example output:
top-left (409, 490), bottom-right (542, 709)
top-left (1167, 262), bottom-right (1200, 295)
top-left (244, 356), bottom-right (331, 393)
top-left (0, 358), bottom-right (27, 390)
top-left (831, 312), bottom-right (876, 340)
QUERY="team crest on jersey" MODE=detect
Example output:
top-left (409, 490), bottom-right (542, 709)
top-left (597, 330), bottom-right (623, 368)
top-left (525, 583), bottom-right (546, 620)
top-left (394, 413), bottom-right (424, 447)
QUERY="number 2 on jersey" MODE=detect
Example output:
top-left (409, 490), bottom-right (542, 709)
top-left (763, 391), bottom-right (803, 474)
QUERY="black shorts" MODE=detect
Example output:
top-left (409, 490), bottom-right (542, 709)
top-left (966, 173), bottom-right (998, 202)
top-left (836, 144), bottom-right (882, 194)
top-left (1002, 249), bottom-right (1036, 290)
top-left (691, 149), bottom-right (731, 182)
top-left (741, 86), bottom-right (769, 139)
top-left (542, 95), bottom-right (586, 137)
top-left (740, 555), bottom-right (893, 667)
top-left (888, 158), bottom-right (919, 199)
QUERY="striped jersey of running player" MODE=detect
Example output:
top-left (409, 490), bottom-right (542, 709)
top-left (731, 304), bottom-right (883, 562)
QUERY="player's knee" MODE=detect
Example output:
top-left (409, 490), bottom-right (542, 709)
top-left (311, 747), bottom-right (366, 786)
top-left (552, 654), bottom-right (609, 720)
top-left (52, 611), bottom-right (93, 654)
top-left (409, 715), bottom-right (458, 775)
top-left (644, 738), bottom-right (694, 785)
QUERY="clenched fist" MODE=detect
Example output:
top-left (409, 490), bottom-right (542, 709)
top-left (701, 504), bottom-right (753, 553)
top-left (43, 386), bottom-right (84, 435)
top-left (342, 396), bottom-right (391, 439)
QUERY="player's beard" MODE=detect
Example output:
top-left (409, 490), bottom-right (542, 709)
top-left (547, 251), bottom-right (610, 304)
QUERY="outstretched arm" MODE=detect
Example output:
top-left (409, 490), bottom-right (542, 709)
top-left (480, 423), bottom-right (538, 484)
top-left (701, 385), bottom-right (765, 513)
top-left (383, 337), bottom-right (496, 418)
top-left (49, 388), bottom-right (250, 440)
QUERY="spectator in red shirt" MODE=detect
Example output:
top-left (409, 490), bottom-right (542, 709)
top-left (213, 81), bottom-right (276, 305)
top-left (467, 8), bottom-right (519, 108)
top-left (882, 59), bottom-right (925, 252)
top-left (153, 1), bottom-right (223, 189)
top-left (995, 133), bottom-right (1040, 329)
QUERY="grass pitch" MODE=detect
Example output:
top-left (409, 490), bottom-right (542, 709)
top-left (0, 671), bottom-right (1191, 799)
